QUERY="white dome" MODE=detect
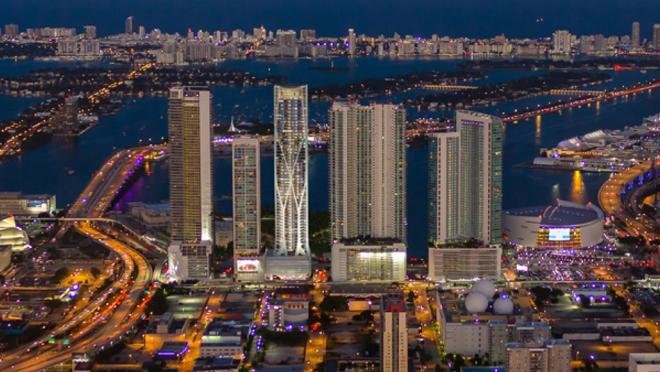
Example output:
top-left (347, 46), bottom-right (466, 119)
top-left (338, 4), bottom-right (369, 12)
top-left (471, 280), bottom-right (496, 298)
top-left (493, 294), bottom-right (514, 315)
top-left (465, 292), bottom-right (489, 314)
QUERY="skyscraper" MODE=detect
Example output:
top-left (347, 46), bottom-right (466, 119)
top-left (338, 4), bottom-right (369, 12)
top-left (631, 21), bottom-right (641, 49)
top-left (267, 85), bottom-right (311, 279)
top-left (124, 16), bottom-right (134, 35)
top-left (232, 136), bottom-right (263, 281)
top-left (654, 24), bottom-right (660, 50)
top-left (329, 102), bottom-right (406, 242)
top-left (457, 110), bottom-right (503, 244)
top-left (428, 132), bottom-right (460, 244)
top-left (552, 30), bottom-right (572, 54)
top-left (381, 291), bottom-right (408, 372)
top-left (3, 24), bottom-right (19, 37)
top-left (348, 28), bottom-right (357, 56)
top-left (167, 86), bottom-right (214, 281)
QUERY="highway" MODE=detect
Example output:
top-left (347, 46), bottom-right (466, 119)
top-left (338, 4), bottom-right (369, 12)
top-left (598, 159), bottom-right (660, 241)
top-left (1, 146), bottom-right (160, 370)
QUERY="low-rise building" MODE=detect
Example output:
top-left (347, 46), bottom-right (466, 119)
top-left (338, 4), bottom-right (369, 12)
top-left (629, 353), bottom-right (660, 372)
top-left (331, 238), bottom-right (406, 282)
top-left (0, 193), bottom-right (56, 216)
top-left (0, 216), bottom-right (29, 252)
top-left (428, 245), bottom-right (501, 281)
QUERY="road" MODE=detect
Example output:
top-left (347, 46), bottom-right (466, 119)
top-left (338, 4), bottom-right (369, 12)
top-left (1, 146), bottom-right (159, 369)
top-left (598, 159), bottom-right (660, 241)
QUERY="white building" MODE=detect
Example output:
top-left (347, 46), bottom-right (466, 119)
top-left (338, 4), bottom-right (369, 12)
top-left (428, 132), bottom-right (460, 244)
top-left (552, 30), bottom-right (573, 54)
top-left (167, 87), bottom-right (214, 281)
top-left (329, 101), bottom-right (406, 242)
top-left (503, 200), bottom-right (604, 249)
top-left (270, 85), bottom-right (311, 279)
top-left (232, 136), bottom-right (262, 281)
top-left (631, 21), bottom-right (641, 50)
top-left (629, 353), bottom-right (660, 372)
top-left (348, 28), bottom-right (356, 55)
top-left (0, 216), bottom-right (29, 252)
top-left (331, 239), bottom-right (406, 282)
top-left (428, 245), bottom-right (501, 281)
top-left (381, 292), bottom-right (408, 372)
top-left (457, 110), bottom-right (503, 245)
top-left (506, 340), bottom-right (571, 372)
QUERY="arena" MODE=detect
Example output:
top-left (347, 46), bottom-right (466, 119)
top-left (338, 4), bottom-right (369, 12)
top-left (503, 200), bottom-right (604, 249)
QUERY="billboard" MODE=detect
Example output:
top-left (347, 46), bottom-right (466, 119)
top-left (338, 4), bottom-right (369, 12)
top-left (236, 258), bottom-right (261, 273)
top-left (548, 228), bottom-right (571, 241)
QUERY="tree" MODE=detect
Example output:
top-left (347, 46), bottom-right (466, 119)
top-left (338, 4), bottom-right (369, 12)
top-left (52, 268), bottom-right (70, 284)
top-left (90, 267), bottom-right (101, 279)
top-left (579, 295), bottom-right (591, 308)
top-left (146, 288), bottom-right (169, 315)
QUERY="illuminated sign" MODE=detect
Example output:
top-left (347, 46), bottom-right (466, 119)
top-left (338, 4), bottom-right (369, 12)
top-left (516, 264), bottom-right (529, 272)
top-left (548, 228), bottom-right (571, 241)
top-left (236, 259), bottom-right (261, 273)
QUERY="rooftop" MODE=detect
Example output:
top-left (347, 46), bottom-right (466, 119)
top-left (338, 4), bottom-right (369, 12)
top-left (505, 199), bottom-right (603, 226)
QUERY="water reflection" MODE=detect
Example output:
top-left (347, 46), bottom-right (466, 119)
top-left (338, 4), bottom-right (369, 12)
top-left (570, 170), bottom-right (586, 204)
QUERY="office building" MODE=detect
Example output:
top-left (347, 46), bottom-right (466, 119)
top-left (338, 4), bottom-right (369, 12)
top-left (4, 24), bottom-right (19, 37)
top-left (381, 292), bottom-right (408, 372)
top-left (0, 193), bottom-right (56, 216)
top-left (331, 238), bottom-right (406, 282)
top-left (654, 24), bottom-right (660, 50)
top-left (428, 132), bottom-right (460, 244)
top-left (329, 102), bottom-right (406, 242)
top-left (232, 136), bottom-right (263, 281)
top-left (552, 30), bottom-right (572, 54)
top-left (267, 85), bottom-right (310, 280)
top-left (125, 16), bottom-right (134, 35)
top-left (348, 28), bottom-right (357, 55)
top-left (57, 39), bottom-right (101, 58)
top-left (457, 110), bottom-right (503, 244)
top-left (167, 87), bottom-right (214, 281)
top-left (631, 21), bottom-right (641, 49)
top-left (629, 353), bottom-right (660, 372)
top-left (428, 245), bottom-right (501, 281)
top-left (505, 340), bottom-right (571, 372)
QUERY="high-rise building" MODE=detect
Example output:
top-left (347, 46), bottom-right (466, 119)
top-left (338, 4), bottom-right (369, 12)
top-left (4, 24), bottom-right (19, 37)
top-left (83, 25), bottom-right (96, 39)
top-left (267, 85), bottom-right (311, 280)
top-left (348, 28), bottom-right (357, 56)
top-left (428, 132), bottom-right (460, 244)
top-left (428, 245), bottom-right (501, 281)
top-left (167, 86), bottom-right (214, 281)
top-left (329, 102), bottom-right (406, 242)
top-left (654, 24), bottom-right (660, 50)
top-left (632, 21), bottom-right (641, 49)
top-left (124, 16), bottom-right (134, 35)
top-left (457, 110), bottom-right (503, 244)
top-left (552, 30), bottom-right (572, 54)
top-left (381, 291), bottom-right (408, 372)
top-left (232, 136), bottom-right (263, 281)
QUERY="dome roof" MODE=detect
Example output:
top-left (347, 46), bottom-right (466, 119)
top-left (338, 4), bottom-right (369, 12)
top-left (471, 279), bottom-right (496, 298)
top-left (465, 292), bottom-right (489, 314)
top-left (493, 294), bottom-right (514, 315)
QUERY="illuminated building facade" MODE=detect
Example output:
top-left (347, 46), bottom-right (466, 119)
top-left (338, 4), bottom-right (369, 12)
top-left (381, 291), bottom-right (408, 372)
top-left (428, 132), bottom-right (460, 244)
top-left (167, 86), bottom-right (214, 281)
top-left (428, 245), bottom-right (501, 281)
top-left (457, 110), bottom-right (503, 245)
top-left (331, 239), bottom-right (406, 282)
top-left (269, 85), bottom-right (311, 279)
top-left (232, 136), bottom-right (262, 281)
top-left (0, 193), bottom-right (56, 216)
top-left (503, 200), bottom-right (604, 249)
top-left (329, 101), bottom-right (406, 242)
